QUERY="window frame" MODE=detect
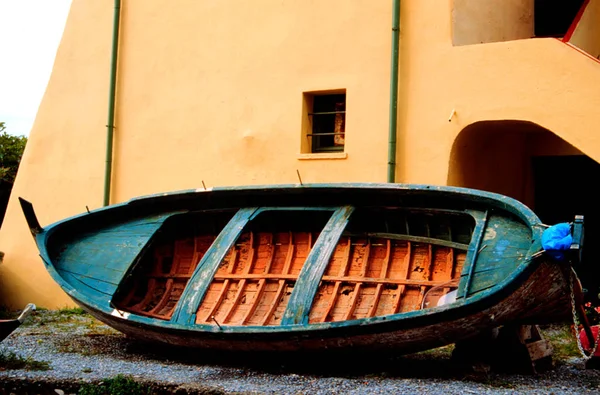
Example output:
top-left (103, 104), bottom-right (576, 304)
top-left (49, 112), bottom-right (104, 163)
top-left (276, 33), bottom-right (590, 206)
top-left (301, 90), bottom-right (347, 154)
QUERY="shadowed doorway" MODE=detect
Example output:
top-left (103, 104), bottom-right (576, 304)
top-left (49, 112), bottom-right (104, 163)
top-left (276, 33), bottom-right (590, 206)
top-left (448, 120), bottom-right (600, 302)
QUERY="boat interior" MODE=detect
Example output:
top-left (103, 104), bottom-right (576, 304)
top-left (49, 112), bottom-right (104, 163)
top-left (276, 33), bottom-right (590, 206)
top-left (112, 207), bottom-right (475, 326)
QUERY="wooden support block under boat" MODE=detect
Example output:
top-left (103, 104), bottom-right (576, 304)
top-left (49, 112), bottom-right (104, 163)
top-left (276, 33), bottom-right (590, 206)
top-left (452, 325), bottom-right (554, 374)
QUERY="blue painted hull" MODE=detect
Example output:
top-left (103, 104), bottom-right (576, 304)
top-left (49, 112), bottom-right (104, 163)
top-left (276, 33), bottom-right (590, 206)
top-left (20, 183), bottom-right (577, 353)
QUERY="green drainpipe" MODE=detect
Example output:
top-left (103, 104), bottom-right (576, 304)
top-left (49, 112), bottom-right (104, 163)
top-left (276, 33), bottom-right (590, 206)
top-left (104, 0), bottom-right (121, 206)
top-left (387, 0), bottom-right (400, 183)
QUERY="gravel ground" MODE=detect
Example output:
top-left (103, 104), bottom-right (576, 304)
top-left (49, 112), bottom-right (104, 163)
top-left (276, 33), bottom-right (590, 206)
top-left (0, 310), bottom-right (600, 394)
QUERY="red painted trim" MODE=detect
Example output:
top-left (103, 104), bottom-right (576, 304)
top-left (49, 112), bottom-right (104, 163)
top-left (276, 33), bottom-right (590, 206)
top-left (563, 0), bottom-right (590, 42)
top-left (557, 39), bottom-right (600, 65)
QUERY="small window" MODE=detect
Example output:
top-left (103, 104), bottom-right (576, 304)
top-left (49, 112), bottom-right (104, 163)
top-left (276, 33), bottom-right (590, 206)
top-left (303, 91), bottom-right (346, 153)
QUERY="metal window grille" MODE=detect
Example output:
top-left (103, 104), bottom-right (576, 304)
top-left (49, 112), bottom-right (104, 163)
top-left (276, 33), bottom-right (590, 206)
top-left (308, 94), bottom-right (345, 153)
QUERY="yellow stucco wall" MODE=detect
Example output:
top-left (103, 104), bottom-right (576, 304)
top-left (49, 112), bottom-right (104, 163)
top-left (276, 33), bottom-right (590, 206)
top-left (2, 0), bottom-right (600, 308)
top-left (112, 1), bottom-right (392, 201)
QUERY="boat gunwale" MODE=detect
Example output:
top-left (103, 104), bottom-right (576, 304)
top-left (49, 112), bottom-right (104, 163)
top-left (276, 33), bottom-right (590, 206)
top-left (37, 183), bottom-right (543, 230)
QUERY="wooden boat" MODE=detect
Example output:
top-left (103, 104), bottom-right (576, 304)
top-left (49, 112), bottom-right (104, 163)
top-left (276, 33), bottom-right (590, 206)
top-left (0, 303), bottom-right (35, 342)
top-left (19, 183), bottom-right (582, 354)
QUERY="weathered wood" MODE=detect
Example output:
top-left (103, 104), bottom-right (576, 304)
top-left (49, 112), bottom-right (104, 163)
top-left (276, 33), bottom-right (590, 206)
top-left (321, 282), bottom-right (341, 323)
top-left (173, 208), bottom-right (259, 324)
top-left (282, 206), bottom-right (355, 326)
top-left (262, 233), bottom-right (276, 273)
top-left (344, 282), bottom-right (362, 320)
top-left (261, 280), bottom-right (286, 326)
top-left (416, 244), bottom-right (434, 310)
top-left (298, 275), bottom-right (461, 288)
top-left (200, 280), bottom-right (230, 323)
top-left (343, 232), bottom-right (469, 251)
top-left (458, 210), bottom-right (489, 299)
top-left (452, 325), bottom-right (554, 374)
top-left (242, 279), bottom-right (266, 324)
top-left (98, 256), bottom-right (570, 353)
top-left (223, 279), bottom-right (247, 323)
top-left (130, 279), bottom-right (158, 313)
top-left (392, 242), bottom-right (412, 314)
top-left (24, 183), bottom-right (576, 355)
top-left (367, 240), bottom-right (392, 317)
top-left (149, 279), bottom-right (174, 316)
top-left (281, 234), bottom-right (295, 275)
top-left (443, 240), bottom-right (455, 296)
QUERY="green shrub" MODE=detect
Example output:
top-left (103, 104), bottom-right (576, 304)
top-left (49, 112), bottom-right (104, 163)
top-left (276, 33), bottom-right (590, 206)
top-left (0, 350), bottom-right (50, 371)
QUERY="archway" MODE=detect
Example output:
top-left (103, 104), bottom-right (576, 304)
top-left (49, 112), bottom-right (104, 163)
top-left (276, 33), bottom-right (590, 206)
top-left (448, 120), bottom-right (600, 301)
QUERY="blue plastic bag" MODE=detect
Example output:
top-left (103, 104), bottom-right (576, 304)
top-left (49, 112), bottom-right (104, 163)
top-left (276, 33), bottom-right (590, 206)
top-left (542, 222), bottom-right (572, 260)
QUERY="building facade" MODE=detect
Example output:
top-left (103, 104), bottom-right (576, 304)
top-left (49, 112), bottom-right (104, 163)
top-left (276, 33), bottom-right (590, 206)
top-left (1, 0), bottom-right (600, 308)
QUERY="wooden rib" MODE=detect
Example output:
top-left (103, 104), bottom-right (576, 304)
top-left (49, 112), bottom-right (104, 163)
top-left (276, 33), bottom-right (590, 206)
top-left (261, 232), bottom-right (294, 325)
top-left (263, 233), bottom-right (276, 273)
top-left (417, 286), bottom-right (427, 310)
top-left (416, 244), bottom-right (434, 310)
top-left (392, 241), bottom-right (412, 314)
top-left (321, 237), bottom-right (353, 322)
top-left (261, 280), bottom-right (286, 325)
top-left (186, 236), bottom-right (200, 276)
top-left (367, 239), bottom-right (391, 318)
top-left (168, 240), bottom-right (186, 275)
top-left (181, 237), bottom-right (196, 275)
top-left (339, 237), bottom-right (353, 276)
top-left (244, 231), bottom-right (255, 273)
top-left (344, 283), bottom-right (362, 320)
top-left (150, 247), bottom-right (172, 277)
top-left (391, 218), bottom-right (411, 314)
top-left (445, 224), bottom-right (455, 282)
top-left (240, 234), bottom-right (274, 324)
top-left (223, 279), bottom-right (247, 323)
top-left (446, 246), bottom-right (455, 277)
top-left (417, 224), bottom-right (434, 310)
top-left (242, 279), bottom-right (266, 324)
top-left (212, 273), bottom-right (458, 287)
top-left (227, 249), bottom-right (238, 274)
top-left (360, 239), bottom-right (371, 278)
top-left (443, 243), bottom-right (455, 296)
top-left (134, 310), bottom-right (170, 320)
top-left (344, 239), bottom-right (370, 320)
top-left (202, 279), bottom-right (230, 322)
top-left (320, 282), bottom-right (342, 323)
top-left (130, 279), bottom-right (158, 312)
top-left (148, 279), bottom-right (174, 316)
top-left (281, 231), bottom-right (295, 274)
top-left (380, 239), bottom-right (392, 279)
top-left (221, 232), bottom-right (256, 323)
